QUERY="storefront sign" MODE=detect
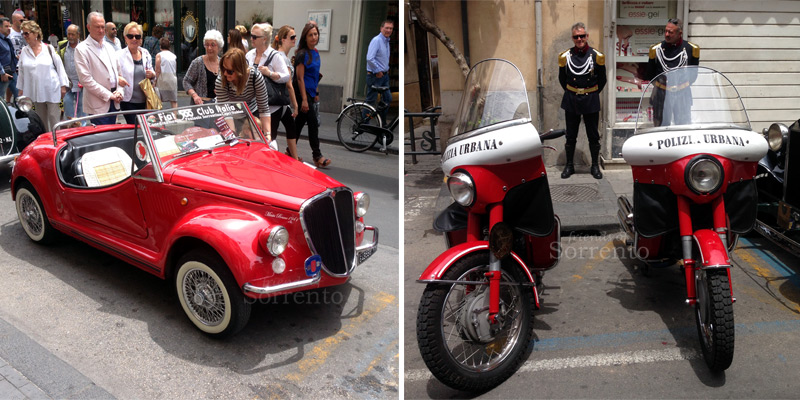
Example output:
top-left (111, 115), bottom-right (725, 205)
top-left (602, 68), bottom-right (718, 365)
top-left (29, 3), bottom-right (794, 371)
top-left (618, 0), bottom-right (669, 24)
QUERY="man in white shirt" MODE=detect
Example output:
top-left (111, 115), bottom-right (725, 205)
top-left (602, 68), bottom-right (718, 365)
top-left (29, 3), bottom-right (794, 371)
top-left (104, 21), bottom-right (121, 51)
top-left (75, 12), bottom-right (123, 125)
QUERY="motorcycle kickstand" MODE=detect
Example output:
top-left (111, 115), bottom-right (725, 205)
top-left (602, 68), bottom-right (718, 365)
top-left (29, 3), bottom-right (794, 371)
top-left (381, 135), bottom-right (388, 154)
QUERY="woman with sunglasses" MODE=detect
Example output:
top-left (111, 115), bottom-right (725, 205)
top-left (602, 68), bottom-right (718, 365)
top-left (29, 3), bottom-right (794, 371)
top-left (271, 25), bottom-right (300, 160)
top-left (247, 23), bottom-right (294, 159)
top-left (215, 48), bottom-right (271, 141)
top-left (16, 20), bottom-right (69, 132)
top-left (294, 23), bottom-right (330, 168)
top-left (183, 30), bottom-right (223, 106)
top-left (116, 22), bottom-right (155, 124)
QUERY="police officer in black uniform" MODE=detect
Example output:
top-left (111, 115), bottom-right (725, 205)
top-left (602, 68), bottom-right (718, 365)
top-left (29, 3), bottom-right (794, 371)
top-left (559, 22), bottom-right (606, 179)
top-left (647, 18), bottom-right (700, 127)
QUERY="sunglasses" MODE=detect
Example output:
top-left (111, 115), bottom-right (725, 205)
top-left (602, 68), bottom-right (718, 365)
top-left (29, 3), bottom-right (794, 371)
top-left (22, 31), bottom-right (30, 36)
top-left (222, 68), bottom-right (236, 76)
top-left (288, 35), bottom-right (296, 40)
top-left (250, 34), bottom-right (263, 40)
top-left (126, 34), bottom-right (142, 40)
top-left (572, 34), bottom-right (587, 39)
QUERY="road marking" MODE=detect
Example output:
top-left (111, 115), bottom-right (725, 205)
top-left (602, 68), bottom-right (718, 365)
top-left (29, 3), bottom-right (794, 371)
top-left (406, 319), bottom-right (800, 382)
top-left (735, 238), bottom-right (800, 314)
top-left (405, 348), bottom-right (699, 382)
top-left (285, 291), bottom-right (396, 383)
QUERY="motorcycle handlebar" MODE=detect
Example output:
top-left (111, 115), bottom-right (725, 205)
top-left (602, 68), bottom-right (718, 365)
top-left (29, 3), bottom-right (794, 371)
top-left (540, 128), bottom-right (566, 141)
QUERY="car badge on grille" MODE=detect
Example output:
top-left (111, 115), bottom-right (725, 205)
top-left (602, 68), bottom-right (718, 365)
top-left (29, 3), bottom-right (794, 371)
top-left (304, 255), bottom-right (323, 277)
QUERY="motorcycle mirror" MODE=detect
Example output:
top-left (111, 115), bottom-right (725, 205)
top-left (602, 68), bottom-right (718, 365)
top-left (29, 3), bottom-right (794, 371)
top-left (540, 128), bottom-right (566, 142)
top-left (488, 222), bottom-right (514, 259)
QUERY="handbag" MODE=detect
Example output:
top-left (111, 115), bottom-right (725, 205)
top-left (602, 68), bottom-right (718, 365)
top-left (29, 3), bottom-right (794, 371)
top-left (264, 50), bottom-right (290, 106)
top-left (139, 77), bottom-right (162, 110)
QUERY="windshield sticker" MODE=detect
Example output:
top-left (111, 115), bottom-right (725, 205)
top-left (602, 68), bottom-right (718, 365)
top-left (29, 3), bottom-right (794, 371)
top-left (135, 140), bottom-right (148, 162)
top-left (656, 133), bottom-right (746, 150)
top-left (146, 103), bottom-right (246, 128)
top-left (442, 138), bottom-right (500, 163)
top-left (214, 117), bottom-right (237, 140)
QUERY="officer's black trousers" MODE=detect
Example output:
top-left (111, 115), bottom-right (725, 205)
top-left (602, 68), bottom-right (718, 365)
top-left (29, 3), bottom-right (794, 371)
top-left (564, 110), bottom-right (600, 146)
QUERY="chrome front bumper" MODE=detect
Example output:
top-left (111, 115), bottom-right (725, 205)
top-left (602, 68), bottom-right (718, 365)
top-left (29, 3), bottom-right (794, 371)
top-left (356, 225), bottom-right (379, 264)
top-left (242, 226), bottom-right (378, 296)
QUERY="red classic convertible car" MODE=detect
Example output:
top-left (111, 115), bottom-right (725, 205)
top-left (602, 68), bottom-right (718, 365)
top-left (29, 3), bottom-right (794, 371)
top-left (11, 102), bottom-right (378, 337)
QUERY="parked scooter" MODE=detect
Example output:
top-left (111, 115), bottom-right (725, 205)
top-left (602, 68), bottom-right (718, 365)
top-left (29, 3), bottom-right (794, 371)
top-left (617, 66), bottom-right (767, 371)
top-left (754, 119), bottom-right (800, 255)
top-left (416, 59), bottom-right (564, 391)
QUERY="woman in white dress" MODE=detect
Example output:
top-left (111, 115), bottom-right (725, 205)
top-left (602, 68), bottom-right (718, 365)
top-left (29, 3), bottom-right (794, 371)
top-left (155, 37), bottom-right (177, 109)
top-left (16, 20), bottom-right (69, 132)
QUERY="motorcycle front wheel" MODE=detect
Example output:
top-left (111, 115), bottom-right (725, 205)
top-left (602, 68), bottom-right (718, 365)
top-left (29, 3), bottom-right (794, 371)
top-left (695, 268), bottom-right (734, 371)
top-left (416, 252), bottom-right (534, 392)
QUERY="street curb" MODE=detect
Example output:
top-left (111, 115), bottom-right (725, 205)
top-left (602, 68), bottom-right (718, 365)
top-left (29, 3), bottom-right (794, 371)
top-left (0, 316), bottom-right (114, 399)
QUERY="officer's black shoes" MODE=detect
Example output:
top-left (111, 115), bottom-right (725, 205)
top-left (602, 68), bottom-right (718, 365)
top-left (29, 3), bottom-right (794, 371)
top-left (590, 164), bottom-right (603, 179)
top-left (561, 164), bottom-right (575, 179)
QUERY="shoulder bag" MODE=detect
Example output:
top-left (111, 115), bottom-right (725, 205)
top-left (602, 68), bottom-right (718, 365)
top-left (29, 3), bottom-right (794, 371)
top-left (264, 50), bottom-right (290, 106)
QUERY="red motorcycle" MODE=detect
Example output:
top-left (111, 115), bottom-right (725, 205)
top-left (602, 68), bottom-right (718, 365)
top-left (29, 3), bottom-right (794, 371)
top-left (617, 66), bottom-right (768, 370)
top-left (416, 59), bottom-right (564, 391)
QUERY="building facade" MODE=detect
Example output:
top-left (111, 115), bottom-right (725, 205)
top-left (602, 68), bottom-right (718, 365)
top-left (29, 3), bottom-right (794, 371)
top-left (406, 0), bottom-right (800, 166)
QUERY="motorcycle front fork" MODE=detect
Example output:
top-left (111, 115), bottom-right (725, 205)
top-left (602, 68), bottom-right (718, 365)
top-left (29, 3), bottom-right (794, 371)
top-left (485, 205), bottom-right (504, 324)
top-left (678, 196), bottom-right (734, 306)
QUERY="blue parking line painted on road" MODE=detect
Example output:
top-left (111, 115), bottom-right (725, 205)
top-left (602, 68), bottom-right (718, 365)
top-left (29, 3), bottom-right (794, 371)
top-left (534, 319), bottom-right (800, 352)
top-left (739, 237), bottom-right (800, 290)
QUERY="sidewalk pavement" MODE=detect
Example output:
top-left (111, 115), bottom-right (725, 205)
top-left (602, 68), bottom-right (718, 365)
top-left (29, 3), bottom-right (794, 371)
top-left (176, 94), bottom-right (399, 155)
top-left (404, 131), bottom-right (634, 234)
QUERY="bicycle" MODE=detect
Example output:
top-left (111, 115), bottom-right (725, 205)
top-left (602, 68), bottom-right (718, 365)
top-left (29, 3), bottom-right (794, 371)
top-left (336, 85), bottom-right (394, 153)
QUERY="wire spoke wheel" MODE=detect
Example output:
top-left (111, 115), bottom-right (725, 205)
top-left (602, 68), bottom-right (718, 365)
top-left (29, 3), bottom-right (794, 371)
top-left (175, 250), bottom-right (251, 337)
top-left (695, 268), bottom-right (735, 371)
top-left (337, 104), bottom-right (382, 152)
top-left (15, 184), bottom-right (56, 243)
top-left (417, 252), bottom-right (534, 391)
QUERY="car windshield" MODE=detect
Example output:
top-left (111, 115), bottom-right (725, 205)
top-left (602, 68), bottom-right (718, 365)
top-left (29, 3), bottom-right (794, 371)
top-left (451, 59), bottom-right (531, 137)
top-left (635, 66), bottom-right (750, 134)
top-left (141, 102), bottom-right (265, 166)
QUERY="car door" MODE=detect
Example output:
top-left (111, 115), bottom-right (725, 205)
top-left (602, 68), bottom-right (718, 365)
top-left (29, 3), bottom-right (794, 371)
top-left (60, 129), bottom-right (149, 239)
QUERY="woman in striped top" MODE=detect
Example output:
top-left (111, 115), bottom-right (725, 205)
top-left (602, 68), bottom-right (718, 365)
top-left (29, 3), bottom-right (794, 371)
top-left (215, 48), bottom-right (272, 141)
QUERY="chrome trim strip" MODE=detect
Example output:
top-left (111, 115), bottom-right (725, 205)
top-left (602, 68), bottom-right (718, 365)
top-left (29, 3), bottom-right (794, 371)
top-left (416, 279), bottom-right (536, 287)
top-left (699, 264), bottom-right (732, 270)
top-left (51, 110), bottom-right (149, 146)
top-left (356, 225), bottom-right (379, 265)
top-left (242, 273), bottom-right (321, 295)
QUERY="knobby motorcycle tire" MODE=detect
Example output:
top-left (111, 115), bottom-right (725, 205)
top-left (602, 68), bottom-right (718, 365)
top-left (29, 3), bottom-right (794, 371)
top-left (416, 251), bottom-right (535, 392)
top-left (695, 268), bottom-right (734, 371)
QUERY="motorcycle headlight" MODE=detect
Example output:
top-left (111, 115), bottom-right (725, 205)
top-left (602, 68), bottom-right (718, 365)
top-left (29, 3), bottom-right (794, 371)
top-left (767, 123), bottom-right (789, 152)
top-left (448, 171), bottom-right (475, 206)
top-left (16, 96), bottom-right (33, 113)
top-left (262, 226), bottom-right (289, 256)
top-left (685, 157), bottom-right (723, 194)
top-left (355, 192), bottom-right (370, 217)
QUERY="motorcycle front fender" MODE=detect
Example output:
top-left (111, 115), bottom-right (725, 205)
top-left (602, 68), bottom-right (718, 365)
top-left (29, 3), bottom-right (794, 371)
top-left (693, 229), bottom-right (731, 268)
top-left (417, 241), bottom-right (539, 307)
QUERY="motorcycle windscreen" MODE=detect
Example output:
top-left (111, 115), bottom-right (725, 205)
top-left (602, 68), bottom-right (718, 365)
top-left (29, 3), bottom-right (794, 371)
top-left (503, 177), bottom-right (555, 237)
top-left (724, 180), bottom-right (758, 234)
top-left (634, 183), bottom-right (678, 238)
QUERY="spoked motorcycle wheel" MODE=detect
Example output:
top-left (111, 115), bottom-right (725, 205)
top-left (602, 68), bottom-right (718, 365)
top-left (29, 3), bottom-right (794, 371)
top-left (416, 252), bottom-right (534, 392)
top-left (694, 268), bottom-right (734, 371)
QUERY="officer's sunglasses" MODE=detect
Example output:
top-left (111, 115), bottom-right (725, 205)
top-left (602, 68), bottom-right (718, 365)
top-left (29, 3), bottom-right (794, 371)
top-left (572, 34), bottom-right (587, 39)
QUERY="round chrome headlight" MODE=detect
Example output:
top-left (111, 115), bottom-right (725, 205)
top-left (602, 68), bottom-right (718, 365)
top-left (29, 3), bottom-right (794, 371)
top-left (265, 226), bottom-right (289, 256)
top-left (355, 192), bottom-right (370, 217)
top-left (16, 96), bottom-right (33, 113)
top-left (686, 157), bottom-right (723, 194)
top-left (448, 171), bottom-right (475, 206)
top-left (767, 123), bottom-right (789, 152)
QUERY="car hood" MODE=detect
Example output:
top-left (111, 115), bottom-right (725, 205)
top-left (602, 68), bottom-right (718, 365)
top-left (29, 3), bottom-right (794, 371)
top-left (166, 145), bottom-right (344, 210)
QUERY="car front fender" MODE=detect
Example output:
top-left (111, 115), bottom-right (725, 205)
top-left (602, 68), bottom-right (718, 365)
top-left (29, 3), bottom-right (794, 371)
top-left (165, 205), bottom-right (308, 287)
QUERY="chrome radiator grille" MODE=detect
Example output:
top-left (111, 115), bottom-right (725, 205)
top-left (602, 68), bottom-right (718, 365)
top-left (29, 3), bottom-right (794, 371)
top-left (301, 189), bottom-right (356, 276)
